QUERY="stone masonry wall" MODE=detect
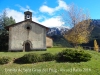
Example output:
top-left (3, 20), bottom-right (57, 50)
top-left (9, 21), bottom-right (46, 51)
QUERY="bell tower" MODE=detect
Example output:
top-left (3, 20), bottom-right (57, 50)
top-left (24, 11), bottom-right (32, 21)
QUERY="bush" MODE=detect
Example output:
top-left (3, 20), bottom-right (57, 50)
top-left (18, 53), bottom-right (42, 63)
top-left (78, 53), bottom-right (92, 61)
top-left (0, 56), bottom-right (11, 64)
top-left (14, 53), bottom-right (55, 64)
top-left (41, 53), bottom-right (54, 61)
top-left (75, 46), bottom-right (83, 50)
top-left (55, 49), bottom-right (91, 62)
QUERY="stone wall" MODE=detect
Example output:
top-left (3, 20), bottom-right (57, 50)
top-left (46, 37), bottom-right (53, 48)
top-left (9, 21), bottom-right (46, 51)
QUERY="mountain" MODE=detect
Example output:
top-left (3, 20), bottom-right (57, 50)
top-left (50, 35), bottom-right (72, 47)
top-left (81, 19), bottom-right (100, 47)
top-left (46, 20), bottom-right (100, 47)
top-left (91, 19), bottom-right (100, 27)
top-left (47, 26), bottom-right (72, 47)
top-left (47, 26), bottom-right (69, 36)
top-left (90, 19), bottom-right (100, 39)
top-left (47, 19), bottom-right (100, 37)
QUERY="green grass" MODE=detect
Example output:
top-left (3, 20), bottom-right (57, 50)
top-left (0, 48), bottom-right (65, 58)
top-left (0, 48), bottom-right (100, 75)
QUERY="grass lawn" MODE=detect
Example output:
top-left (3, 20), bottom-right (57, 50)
top-left (0, 47), bottom-right (100, 75)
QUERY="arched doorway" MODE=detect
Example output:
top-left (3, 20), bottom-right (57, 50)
top-left (23, 40), bottom-right (32, 51)
top-left (25, 42), bottom-right (30, 51)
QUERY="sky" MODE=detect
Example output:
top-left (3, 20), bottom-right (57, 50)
top-left (0, 0), bottom-right (100, 27)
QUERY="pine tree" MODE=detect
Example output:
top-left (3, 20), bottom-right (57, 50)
top-left (0, 10), bottom-right (16, 51)
top-left (94, 40), bottom-right (99, 52)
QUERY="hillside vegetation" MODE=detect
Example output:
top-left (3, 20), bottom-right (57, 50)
top-left (51, 35), bottom-right (72, 47)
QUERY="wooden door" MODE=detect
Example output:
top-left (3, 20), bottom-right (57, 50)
top-left (25, 42), bottom-right (30, 51)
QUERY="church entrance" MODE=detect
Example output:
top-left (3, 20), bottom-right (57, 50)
top-left (25, 42), bottom-right (30, 51)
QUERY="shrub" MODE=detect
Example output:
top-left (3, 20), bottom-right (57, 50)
top-left (18, 53), bottom-right (42, 63)
top-left (75, 46), bottom-right (83, 50)
top-left (41, 53), bottom-right (54, 61)
top-left (0, 56), bottom-right (11, 64)
top-left (55, 49), bottom-right (91, 62)
top-left (78, 53), bottom-right (92, 61)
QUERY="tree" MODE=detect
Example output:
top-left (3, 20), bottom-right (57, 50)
top-left (63, 4), bottom-right (92, 46)
top-left (0, 10), bottom-right (16, 51)
top-left (0, 10), bottom-right (15, 29)
top-left (94, 40), bottom-right (99, 52)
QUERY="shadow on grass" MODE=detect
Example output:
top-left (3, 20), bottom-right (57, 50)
top-left (14, 57), bottom-right (27, 64)
top-left (55, 60), bottom-right (82, 63)
top-left (55, 59), bottom-right (91, 63)
top-left (14, 58), bottom-right (83, 64)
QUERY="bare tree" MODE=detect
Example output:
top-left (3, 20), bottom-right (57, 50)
top-left (63, 4), bottom-right (90, 27)
top-left (63, 4), bottom-right (92, 46)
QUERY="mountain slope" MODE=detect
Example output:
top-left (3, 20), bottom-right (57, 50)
top-left (47, 26), bottom-right (69, 36)
top-left (47, 20), bottom-right (100, 47)
top-left (47, 26), bottom-right (72, 47)
top-left (87, 19), bottom-right (100, 41)
top-left (81, 19), bottom-right (100, 47)
top-left (50, 35), bottom-right (72, 47)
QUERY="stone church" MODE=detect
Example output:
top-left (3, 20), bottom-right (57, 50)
top-left (6, 11), bottom-right (50, 51)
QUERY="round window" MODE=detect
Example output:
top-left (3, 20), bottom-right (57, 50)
top-left (27, 26), bottom-right (30, 30)
top-left (25, 25), bottom-right (32, 30)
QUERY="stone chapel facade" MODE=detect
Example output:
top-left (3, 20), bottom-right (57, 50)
top-left (6, 11), bottom-right (49, 51)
